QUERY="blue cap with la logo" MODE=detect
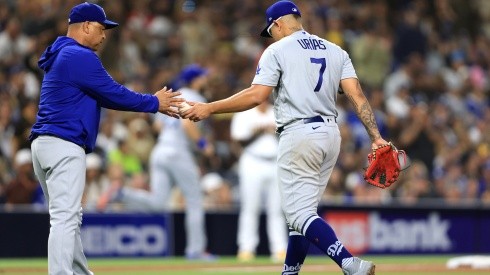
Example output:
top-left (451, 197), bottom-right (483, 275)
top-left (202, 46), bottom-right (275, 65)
top-left (260, 1), bottom-right (301, 37)
top-left (68, 2), bottom-right (119, 29)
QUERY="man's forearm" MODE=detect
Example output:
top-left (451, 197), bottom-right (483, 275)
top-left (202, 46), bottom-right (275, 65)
top-left (345, 83), bottom-right (381, 141)
top-left (209, 85), bottom-right (272, 114)
top-left (208, 88), bottom-right (261, 114)
top-left (358, 100), bottom-right (381, 141)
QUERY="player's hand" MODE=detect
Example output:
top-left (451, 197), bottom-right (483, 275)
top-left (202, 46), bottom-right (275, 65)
top-left (154, 86), bottom-right (184, 118)
top-left (180, 101), bottom-right (212, 122)
top-left (372, 138), bottom-right (388, 150)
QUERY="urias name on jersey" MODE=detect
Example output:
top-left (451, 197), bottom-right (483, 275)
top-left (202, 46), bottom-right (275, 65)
top-left (297, 38), bottom-right (326, 50)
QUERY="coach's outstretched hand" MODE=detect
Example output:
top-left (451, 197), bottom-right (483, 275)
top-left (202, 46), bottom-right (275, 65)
top-left (180, 102), bottom-right (212, 122)
top-left (154, 86), bottom-right (184, 118)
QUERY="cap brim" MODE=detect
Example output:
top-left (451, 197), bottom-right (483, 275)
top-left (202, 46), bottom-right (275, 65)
top-left (103, 19), bottom-right (119, 29)
top-left (260, 24), bottom-right (272, 37)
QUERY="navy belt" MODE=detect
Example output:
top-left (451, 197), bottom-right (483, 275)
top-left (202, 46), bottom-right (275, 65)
top-left (276, 115), bottom-right (335, 134)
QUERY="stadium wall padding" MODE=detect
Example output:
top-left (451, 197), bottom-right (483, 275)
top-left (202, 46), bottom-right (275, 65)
top-left (0, 205), bottom-right (489, 257)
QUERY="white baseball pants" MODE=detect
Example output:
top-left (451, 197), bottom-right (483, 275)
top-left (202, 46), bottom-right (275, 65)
top-left (237, 152), bottom-right (288, 254)
top-left (119, 145), bottom-right (207, 256)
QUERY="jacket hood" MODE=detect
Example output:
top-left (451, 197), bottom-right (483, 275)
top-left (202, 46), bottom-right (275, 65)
top-left (38, 37), bottom-right (79, 72)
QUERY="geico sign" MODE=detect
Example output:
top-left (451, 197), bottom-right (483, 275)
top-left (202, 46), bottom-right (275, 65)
top-left (81, 225), bottom-right (167, 255)
top-left (325, 212), bottom-right (451, 254)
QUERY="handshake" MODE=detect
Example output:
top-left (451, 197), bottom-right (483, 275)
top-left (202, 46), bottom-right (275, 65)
top-left (178, 101), bottom-right (193, 113)
top-left (178, 101), bottom-right (209, 122)
top-left (154, 86), bottom-right (209, 122)
top-left (154, 86), bottom-right (194, 118)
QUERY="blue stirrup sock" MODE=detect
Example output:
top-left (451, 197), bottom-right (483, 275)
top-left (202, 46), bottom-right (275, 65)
top-left (304, 217), bottom-right (352, 267)
top-left (282, 229), bottom-right (310, 275)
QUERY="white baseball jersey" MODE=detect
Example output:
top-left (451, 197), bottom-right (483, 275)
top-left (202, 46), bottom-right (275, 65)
top-left (230, 106), bottom-right (277, 158)
top-left (252, 30), bottom-right (357, 127)
top-left (156, 87), bottom-right (206, 151)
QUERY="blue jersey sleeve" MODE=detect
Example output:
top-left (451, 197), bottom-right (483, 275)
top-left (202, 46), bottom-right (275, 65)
top-left (68, 49), bottom-right (159, 113)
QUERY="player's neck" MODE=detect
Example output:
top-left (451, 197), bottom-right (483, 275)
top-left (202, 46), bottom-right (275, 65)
top-left (289, 26), bottom-right (303, 33)
top-left (283, 25), bottom-right (303, 37)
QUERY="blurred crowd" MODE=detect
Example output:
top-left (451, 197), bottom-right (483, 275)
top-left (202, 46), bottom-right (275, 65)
top-left (1, 0), bottom-right (490, 211)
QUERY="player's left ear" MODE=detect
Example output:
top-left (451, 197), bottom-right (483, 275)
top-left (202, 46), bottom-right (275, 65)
top-left (275, 20), bottom-right (282, 32)
top-left (82, 21), bottom-right (90, 34)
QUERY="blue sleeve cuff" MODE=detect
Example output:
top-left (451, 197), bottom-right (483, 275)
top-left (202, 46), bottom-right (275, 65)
top-left (151, 96), bottom-right (159, 113)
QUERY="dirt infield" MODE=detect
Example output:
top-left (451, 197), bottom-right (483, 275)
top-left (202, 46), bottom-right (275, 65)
top-left (2, 262), bottom-right (490, 274)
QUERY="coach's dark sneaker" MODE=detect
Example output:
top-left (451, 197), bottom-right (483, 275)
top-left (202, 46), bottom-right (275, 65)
top-left (341, 257), bottom-right (375, 275)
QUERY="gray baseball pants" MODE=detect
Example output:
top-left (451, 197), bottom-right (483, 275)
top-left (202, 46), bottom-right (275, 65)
top-left (119, 145), bottom-right (206, 256)
top-left (31, 136), bottom-right (92, 275)
top-left (277, 118), bottom-right (341, 233)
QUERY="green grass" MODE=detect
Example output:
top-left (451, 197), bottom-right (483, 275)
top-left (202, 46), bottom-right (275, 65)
top-left (0, 255), bottom-right (486, 274)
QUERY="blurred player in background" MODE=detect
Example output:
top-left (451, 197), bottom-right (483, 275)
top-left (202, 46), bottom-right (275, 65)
top-left (82, 153), bottom-right (109, 211)
top-left (231, 100), bottom-right (287, 262)
top-left (98, 64), bottom-right (215, 260)
top-left (182, 1), bottom-right (386, 274)
top-left (29, 2), bottom-right (182, 274)
top-left (3, 149), bottom-right (40, 206)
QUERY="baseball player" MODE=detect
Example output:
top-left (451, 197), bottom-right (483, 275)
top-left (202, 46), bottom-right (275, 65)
top-left (29, 3), bottom-right (182, 274)
top-left (182, 1), bottom-right (387, 274)
top-left (231, 101), bottom-right (288, 262)
top-left (99, 64), bottom-right (215, 260)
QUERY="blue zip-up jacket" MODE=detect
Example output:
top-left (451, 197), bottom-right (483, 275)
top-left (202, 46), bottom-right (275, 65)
top-left (30, 36), bottom-right (159, 153)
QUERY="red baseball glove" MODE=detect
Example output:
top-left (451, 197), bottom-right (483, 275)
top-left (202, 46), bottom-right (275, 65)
top-left (363, 142), bottom-right (407, 189)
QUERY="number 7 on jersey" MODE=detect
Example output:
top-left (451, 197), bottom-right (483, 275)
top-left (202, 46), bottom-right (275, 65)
top-left (310, 57), bottom-right (326, 92)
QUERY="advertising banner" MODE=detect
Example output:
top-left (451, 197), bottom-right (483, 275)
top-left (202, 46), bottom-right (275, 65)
top-left (81, 213), bottom-right (171, 257)
top-left (318, 209), bottom-right (489, 255)
top-left (1, 206), bottom-right (488, 257)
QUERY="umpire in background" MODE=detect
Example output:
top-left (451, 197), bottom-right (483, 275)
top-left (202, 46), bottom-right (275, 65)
top-left (29, 2), bottom-right (183, 274)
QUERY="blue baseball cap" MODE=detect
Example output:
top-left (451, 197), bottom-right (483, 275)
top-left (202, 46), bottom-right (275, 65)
top-left (68, 2), bottom-right (119, 29)
top-left (260, 1), bottom-right (301, 37)
top-left (179, 64), bottom-right (208, 84)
